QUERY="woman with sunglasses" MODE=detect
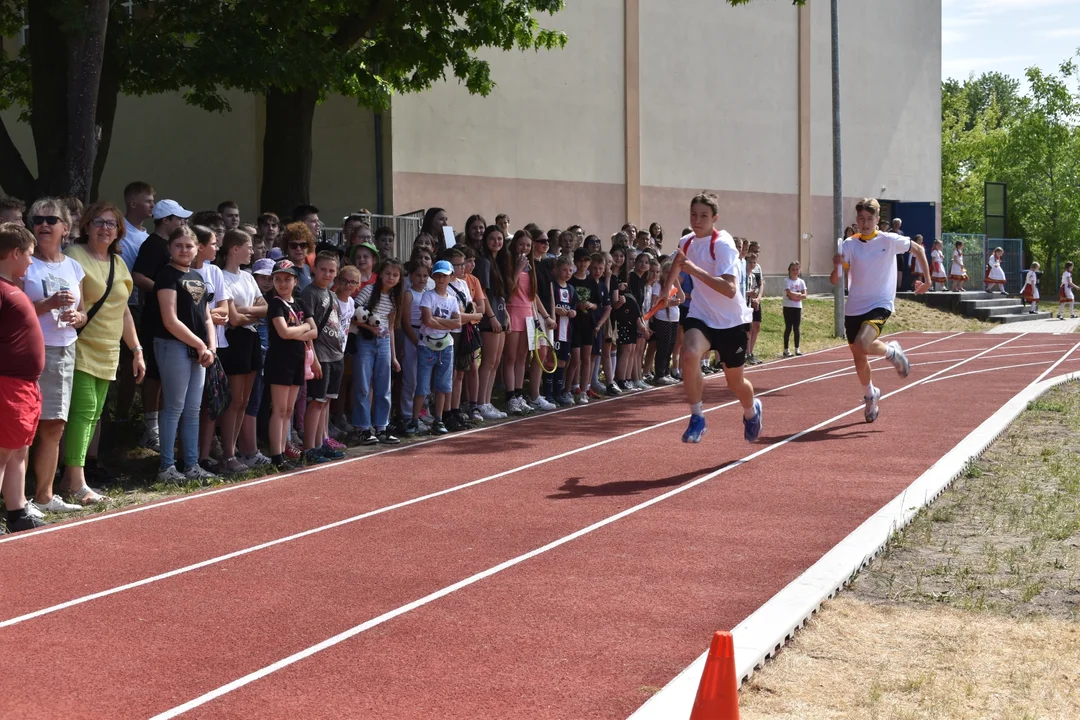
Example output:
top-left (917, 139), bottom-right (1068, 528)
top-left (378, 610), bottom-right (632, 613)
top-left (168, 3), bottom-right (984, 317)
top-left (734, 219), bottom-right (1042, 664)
top-left (22, 199), bottom-right (86, 515)
top-left (280, 222), bottom-right (315, 291)
top-left (64, 202), bottom-right (145, 504)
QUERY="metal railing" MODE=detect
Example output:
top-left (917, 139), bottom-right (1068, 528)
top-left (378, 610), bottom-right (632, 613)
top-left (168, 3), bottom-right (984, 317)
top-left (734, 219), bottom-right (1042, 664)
top-left (318, 210), bottom-right (425, 261)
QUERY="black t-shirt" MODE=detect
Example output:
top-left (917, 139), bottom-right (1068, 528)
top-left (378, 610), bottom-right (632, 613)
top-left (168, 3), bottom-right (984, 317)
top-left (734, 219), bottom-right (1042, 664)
top-left (628, 272), bottom-right (648, 309)
top-left (134, 232), bottom-right (171, 337)
top-left (266, 295), bottom-right (307, 371)
top-left (533, 257), bottom-right (554, 313)
top-left (299, 283), bottom-right (343, 363)
top-left (568, 275), bottom-right (601, 329)
top-left (612, 292), bottom-right (641, 325)
top-left (153, 265), bottom-right (208, 344)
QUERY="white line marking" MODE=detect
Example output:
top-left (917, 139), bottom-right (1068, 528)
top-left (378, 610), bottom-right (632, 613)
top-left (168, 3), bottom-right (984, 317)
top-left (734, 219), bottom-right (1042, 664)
top-left (1033, 341), bottom-right (1080, 384)
top-left (149, 334), bottom-right (1017, 719)
top-left (924, 357), bottom-right (1080, 386)
top-left (0, 336), bottom-right (964, 627)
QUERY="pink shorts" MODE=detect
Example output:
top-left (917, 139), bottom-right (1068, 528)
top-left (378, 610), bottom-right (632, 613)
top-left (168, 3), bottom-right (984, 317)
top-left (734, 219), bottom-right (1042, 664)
top-left (507, 303), bottom-right (532, 333)
top-left (0, 376), bottom-right (42, 449)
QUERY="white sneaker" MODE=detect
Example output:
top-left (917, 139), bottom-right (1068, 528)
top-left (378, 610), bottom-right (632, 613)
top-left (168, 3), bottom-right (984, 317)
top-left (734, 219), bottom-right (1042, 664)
top-left (158, 466), bottom-right (187, 484)
top-left (532, 396), bottom-right (558, 411)
top-left (508, 396), bottom-right (528, 415)
top-left (469, 407), bottom-right (485, 424)
top-left (635, 380), bottom-right (650, 390)
top-left (185, 465), bottom-right (217, 483)
top-left (886, 341), bottom-right (910, 378)
top-left (479, 403), bottom-right (503, 421)
top-left (24, 502), bottom-right (45, 519)
top-left (242, 452), bottom-right (273, 468)
top-left (864, 386), bottom-right (881, 424)
top-left (574, 392), bottom-right (590, 405)
top-left (658, 375), bottom-right (679, 386)
top-left (31, 495), bottom-right (83, 513)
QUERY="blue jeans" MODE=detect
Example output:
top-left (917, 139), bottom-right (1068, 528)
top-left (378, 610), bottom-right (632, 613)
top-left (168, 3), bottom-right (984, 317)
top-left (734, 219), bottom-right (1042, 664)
top-left (154, 337), bottom-right (206, 472)
top-left (352, 335), bottom-right (392, 430)
top-left (416, 342), bottom-right (453, 397)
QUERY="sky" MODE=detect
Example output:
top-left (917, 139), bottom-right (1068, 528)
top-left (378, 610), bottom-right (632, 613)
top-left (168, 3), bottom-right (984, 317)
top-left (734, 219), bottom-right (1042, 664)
top-left (942, 0), bottom-right (1080, 82)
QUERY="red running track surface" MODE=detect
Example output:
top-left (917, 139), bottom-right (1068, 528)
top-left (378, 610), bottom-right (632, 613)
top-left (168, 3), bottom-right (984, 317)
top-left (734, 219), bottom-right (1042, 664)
top-left (1, 332), bottom-right (1077, 719)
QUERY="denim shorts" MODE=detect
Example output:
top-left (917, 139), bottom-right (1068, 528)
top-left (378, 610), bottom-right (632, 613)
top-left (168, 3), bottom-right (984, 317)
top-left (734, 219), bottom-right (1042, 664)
top-left (415, 343), bottom-right (453, 397)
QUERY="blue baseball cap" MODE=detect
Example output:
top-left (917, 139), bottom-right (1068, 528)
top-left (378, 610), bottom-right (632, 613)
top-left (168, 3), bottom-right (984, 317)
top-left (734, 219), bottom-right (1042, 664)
top-left (432, 260), bottom-right (454, 276)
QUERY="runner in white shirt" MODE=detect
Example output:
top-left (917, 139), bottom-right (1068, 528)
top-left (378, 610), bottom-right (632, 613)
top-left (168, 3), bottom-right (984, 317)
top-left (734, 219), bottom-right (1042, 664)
top-left (1057, 262), bottom-right (1078, 319)
top-left (662, 193), bottom-right (761, 444)
top-left (830, 197), bottom-right (929, 423)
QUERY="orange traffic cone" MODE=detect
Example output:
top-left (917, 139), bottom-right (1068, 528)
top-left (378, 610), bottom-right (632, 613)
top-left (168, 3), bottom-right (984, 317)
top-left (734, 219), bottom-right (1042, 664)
top-left (689, 630), bottom-right (739, 720)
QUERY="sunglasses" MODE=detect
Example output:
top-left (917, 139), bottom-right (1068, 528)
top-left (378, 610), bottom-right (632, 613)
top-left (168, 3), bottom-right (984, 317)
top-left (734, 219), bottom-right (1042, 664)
top-left (91, 218), bottom-right (118, 229)
top-left (32, 216), bottom-right (62, 226)
top-left (288, 242), bottom-right (307, 250)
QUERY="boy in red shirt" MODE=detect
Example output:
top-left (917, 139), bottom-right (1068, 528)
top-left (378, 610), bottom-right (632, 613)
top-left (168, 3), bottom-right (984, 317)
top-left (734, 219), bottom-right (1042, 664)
top-left (0, 223), bottom-right (47, 532)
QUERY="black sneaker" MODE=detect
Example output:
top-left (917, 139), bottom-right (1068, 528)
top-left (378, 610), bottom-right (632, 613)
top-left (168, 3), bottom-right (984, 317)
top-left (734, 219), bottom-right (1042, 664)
top-left (444, 413), bottom-right (464, 432)
top-left (430, 419), bottom-right (448, 435)
top-left (359, 429), bottom-right (379, 446)
top-left (7, 510), bottom-right (46, 533)
top-left (404, 420), bottom-right (420, 436)
top-left (303, 448), bottom-right (330, 465)
top-left (376, 430), bottom-right (401, 445)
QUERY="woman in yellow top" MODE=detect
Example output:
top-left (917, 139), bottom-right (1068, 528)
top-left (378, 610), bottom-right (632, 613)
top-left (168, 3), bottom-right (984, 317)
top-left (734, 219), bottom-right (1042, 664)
top-left (64, 202), bottom-right (146, 504)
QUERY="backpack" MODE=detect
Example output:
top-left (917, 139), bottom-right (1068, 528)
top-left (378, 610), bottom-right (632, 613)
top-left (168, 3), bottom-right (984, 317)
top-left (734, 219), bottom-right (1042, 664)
top-left (681, 229), bottom-right (721, 261)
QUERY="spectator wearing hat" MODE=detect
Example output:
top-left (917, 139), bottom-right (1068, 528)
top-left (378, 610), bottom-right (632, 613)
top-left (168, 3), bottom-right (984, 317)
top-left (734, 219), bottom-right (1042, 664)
top-left (348, 241), bottom-right (380, 293)
top-left (130, 199), bottom-right (192, 451)
top-left (409, 259), bottom-right (460, 435)
top-left (264, 259), bottom-right (317, 469)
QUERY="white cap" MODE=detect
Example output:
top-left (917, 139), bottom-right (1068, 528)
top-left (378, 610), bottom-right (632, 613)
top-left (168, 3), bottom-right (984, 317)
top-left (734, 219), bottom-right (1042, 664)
top-left (152, 199), bottom-right (193, 220)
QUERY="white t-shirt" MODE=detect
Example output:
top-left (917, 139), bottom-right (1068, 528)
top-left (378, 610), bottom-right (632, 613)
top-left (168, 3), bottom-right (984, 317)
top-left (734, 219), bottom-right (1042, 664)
top-left (650, 281), bottom-right (679, 322)
top-left (121, 219), bottom-right (149, 305)
top-left (447, 278), bottom-right (472, 336)
top-left (419, 288), bottom-right (459, 340)
top-left (841, 231), bottom-right (911, 316)
top-left (682, 230), bottom-right (752, 330)
top-left (194, 263), bottom-right (232, 348)
top-left (23, 255), bottom-right (86, 347)
top-left (782, 277), bottom-right (807, 309)
top-left (356, 284), bottom-right (395, 338)
top-left (222, 268), bottom-right (261, 332)
top-left (336, 295), bottom-right (356, 352)
top-left (1063, 271), bottom-right (1074, 299)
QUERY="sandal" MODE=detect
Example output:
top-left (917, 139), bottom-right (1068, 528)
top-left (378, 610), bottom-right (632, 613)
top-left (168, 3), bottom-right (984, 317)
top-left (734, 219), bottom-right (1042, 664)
top-left (71, 485), bottom-right (110, 505)
top-left (222, 457), bottom-right (247, 474)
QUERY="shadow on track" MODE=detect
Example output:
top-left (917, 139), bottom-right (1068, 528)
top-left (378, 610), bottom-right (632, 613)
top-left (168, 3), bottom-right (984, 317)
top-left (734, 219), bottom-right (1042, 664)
top-left (546, 463), bottom-right (732, 500)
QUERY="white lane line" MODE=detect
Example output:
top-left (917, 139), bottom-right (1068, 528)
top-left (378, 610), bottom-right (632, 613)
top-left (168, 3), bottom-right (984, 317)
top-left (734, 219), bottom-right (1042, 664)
top-left (149, 333), bottom-right (1014, 719)
top-left (0, 336), bottom-right (929, 547)
top-left (924, 357), bottom-right (1080, 386)
top-left (1034, 340), bottom-right (1080, 384)
top-left (0, 334), bottom-right (965, 627)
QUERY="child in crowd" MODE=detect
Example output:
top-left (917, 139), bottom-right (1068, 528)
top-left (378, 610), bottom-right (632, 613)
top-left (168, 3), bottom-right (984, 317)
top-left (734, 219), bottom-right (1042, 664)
top-left (650, 259), bottom-right (683, 384)
top-left (300, 252), bottom-right (346, 464)
top-left (1021, 262), bottom-right (1040, 314)
top-left (215, 229), bottom-right (266, 473)
top-left (501, 231), bottom-right (538, 415)
top-left (190, 225), bottom-right (232, 473)
top-left (930, 239), bottom-right (947, 291)
top-left (909, 235), bottom-right (926, 288)
top-left (0, 223), bottom-right (47, 532)
top-left (399, 261), bottom-right (430, 428)
top-left (446, 248), bottom-right (485, 428)
top-left (949, 240), bottom-right (967, 292)
top-left (744, 253), bottom-right (763, 365)
top-left (238, 258), bottom-right (274, 467)
top-left (353, 259), bottom-right (404, 444)
top-left (566, 248), bottom-right (599, 403)
top-left (550, 255), bottom-right (576, 404)
top-left (154, 226), bottom-right (216, 483)
top-left (1058, 261), bottom-right (1078, 319)
top-left (411, 260), bottom-right (460, 435)
top-left (782, 261), bottom-right (807, 357)
top-left (587, 252), bottom-right (613, 398)
top-left (459, 247), bottom-right (487, 423)
top-left (984, 246), bottom-right (1007, 294)
top-left (265, 259), bottom-right (316, 469)
top-left (331, 264), bottom-right (359, 433)
top-left (475, 225), bottom-right (508, 420)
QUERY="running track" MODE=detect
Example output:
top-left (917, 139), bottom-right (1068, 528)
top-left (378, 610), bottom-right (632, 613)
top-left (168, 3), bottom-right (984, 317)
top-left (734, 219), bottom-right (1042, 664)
top-left (1, 332), bottom-right (1077, 719)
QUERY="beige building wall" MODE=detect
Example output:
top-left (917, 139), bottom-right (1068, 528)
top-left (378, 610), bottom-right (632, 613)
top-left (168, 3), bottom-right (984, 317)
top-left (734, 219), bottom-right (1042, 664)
top-left (389, 0), bottom-right (627, 232)
top-left (1, 91), bottom-right (379, 226)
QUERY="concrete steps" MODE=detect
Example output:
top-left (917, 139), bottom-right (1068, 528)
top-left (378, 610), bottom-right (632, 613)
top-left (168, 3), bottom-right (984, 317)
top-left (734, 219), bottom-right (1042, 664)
top-left (896, 291), bottom-right (1052, 324)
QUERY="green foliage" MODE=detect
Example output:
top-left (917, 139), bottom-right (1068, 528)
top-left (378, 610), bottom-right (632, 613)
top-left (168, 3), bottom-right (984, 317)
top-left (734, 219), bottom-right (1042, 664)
top-left (942, 56), bottom-right (1080, 269)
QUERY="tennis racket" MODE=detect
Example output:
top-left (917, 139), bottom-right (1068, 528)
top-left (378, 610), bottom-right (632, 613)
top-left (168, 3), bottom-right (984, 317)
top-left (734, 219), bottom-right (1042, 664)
top-left (528, 317), bottom-right (558, 374)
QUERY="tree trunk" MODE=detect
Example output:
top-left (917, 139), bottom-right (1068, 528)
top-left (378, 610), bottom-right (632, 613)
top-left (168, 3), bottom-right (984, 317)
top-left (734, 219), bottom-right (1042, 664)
top-left (0, 120), bottom-right (36, 202)
top-left (64, 0), bottom-right (110, 203)
top-left (90, 48), bottom-right (122, 202)
top-left (28, 0), bottom-right (69, 198)
top-left (260, 86), bottom-right (318, 220)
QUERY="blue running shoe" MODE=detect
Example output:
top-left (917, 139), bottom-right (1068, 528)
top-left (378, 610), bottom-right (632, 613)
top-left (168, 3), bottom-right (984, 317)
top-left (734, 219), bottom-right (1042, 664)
top-left (682, 414), bottom-right (707, 443)
top-left (743, 399), bottom-right (763, 442)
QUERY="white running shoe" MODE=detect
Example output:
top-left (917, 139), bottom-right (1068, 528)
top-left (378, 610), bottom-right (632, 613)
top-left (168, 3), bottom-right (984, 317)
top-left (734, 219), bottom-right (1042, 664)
top-left (574, 392), bottom-right (590, 405)
top-left (886, 341), bottom-right (910, 378)
top-left (507, 396), bottom-right (526, 415)
top-left (864, 386), bottom-right (881, 423)
top-left (532, 396), bottom-right (558, 411)
top-left (658, 375), bottom-right (679, 386)
top-left (479, 403), bottom-right (503, 421)
top-left (242, 452), bottom-right (273, 468)
top-left (635, 380), bottom-right (650, 390)
top-left (24, 502), bottom-right (45, 519)
top-left (31, 495), bottom-right (83, 514)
